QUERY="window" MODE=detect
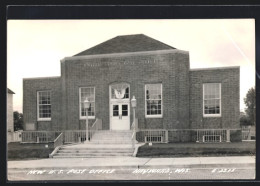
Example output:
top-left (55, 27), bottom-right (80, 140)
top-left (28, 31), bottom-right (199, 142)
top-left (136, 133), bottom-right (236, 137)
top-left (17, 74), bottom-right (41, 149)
top-left (37, 91), bottom-right (51, 120)
top-left (145, 84), bottom-right (162, 118)
top-left (203, 83), bottom-right (221, 117)
top-left (203, 135), bottom-right (222, 142)
top-left (79, 87), bottom-right (95, 119)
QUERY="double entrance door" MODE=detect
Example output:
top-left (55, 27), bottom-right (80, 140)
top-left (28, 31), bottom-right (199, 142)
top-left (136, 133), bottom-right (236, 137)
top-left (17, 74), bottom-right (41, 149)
top-left (109, 83), bottom-right (130, 130)
top-left (110, 102), bottom-right (130, 130)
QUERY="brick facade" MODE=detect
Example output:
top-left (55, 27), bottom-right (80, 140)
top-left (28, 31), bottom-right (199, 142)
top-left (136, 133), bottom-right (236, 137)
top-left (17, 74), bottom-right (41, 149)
top-left (23, 34), bottom-right (241, 141)
top-left (58, 50), bottom-right (190, 131)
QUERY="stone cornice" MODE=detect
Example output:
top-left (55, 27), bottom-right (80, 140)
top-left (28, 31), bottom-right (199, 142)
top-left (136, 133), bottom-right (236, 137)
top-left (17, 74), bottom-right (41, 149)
top-left (61, 49), bottom-right (188, 62)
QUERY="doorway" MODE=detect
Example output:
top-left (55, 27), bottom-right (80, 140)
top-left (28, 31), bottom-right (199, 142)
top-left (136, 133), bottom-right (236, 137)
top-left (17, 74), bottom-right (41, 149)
top-left (109, 83), bottom-right (130, 130)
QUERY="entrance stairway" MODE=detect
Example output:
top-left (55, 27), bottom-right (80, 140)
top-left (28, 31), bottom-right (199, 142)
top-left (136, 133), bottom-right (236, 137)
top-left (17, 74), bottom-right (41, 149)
top-left (52, 130), bottom-right (134, 158)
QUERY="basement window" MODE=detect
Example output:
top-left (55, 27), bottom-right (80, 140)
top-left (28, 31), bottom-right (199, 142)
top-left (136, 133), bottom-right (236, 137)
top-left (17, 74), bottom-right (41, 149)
top-left (145, 136), bottom-right (163, 143)
top-left (203, 135), bottom-right (222, 142)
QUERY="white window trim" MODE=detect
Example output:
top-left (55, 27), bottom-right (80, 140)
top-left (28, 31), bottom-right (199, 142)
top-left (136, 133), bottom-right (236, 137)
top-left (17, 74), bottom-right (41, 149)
top-left (37, 91), bottom-right (51, 121)
top-left (203, 83), bottom-right (221, 117)
top-left (145, 84), bottom-right (163, 118)
top-left (79, 87), bottom-right (96, 120)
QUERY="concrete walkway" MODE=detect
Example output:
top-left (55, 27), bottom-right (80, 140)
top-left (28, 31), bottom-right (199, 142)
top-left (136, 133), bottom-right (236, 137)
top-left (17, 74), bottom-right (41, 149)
top-left (8, 156), bottom-right (255, 169)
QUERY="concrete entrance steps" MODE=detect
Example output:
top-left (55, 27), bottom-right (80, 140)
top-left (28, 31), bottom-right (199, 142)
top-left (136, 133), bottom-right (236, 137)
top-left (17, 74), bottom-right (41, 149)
top-left (90, 130), bottom-right (133, 144)
top-left (52, 130), bottom-right (135, 158)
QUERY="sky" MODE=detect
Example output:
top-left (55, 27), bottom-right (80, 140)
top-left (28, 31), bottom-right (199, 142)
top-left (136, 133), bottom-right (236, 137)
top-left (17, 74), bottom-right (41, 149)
top-left (7, 19), bottom-right (255, 113)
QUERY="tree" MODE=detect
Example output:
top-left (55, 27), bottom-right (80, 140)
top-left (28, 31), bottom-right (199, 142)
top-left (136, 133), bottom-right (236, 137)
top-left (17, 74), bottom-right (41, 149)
top-left (13, 111), bottom-right (23, 131)
top-left (240, 113), bottom-right (251, 126)
top-left (244, 87), bottom-right (256, 126)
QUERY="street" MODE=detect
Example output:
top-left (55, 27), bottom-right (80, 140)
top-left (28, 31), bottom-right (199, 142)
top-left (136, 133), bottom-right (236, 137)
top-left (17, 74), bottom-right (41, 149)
top-left (7, 156), bottom-right (255, 181)
top-left (8, 165), bottom-right (255, 180)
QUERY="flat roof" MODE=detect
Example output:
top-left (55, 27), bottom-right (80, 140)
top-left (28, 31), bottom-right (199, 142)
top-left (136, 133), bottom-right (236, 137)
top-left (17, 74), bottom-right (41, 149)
top-left (23, 76), bottom-right (61, 80)
top-left (190, 66), bottom-right (240, 71)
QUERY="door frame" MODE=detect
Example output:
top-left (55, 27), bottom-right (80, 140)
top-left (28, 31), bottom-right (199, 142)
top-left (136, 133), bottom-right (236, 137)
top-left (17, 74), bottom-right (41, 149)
top-left (109, 83), bottom-right (130, 130)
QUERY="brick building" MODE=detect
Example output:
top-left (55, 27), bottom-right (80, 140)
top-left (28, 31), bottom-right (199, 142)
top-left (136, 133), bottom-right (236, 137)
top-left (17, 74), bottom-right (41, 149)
top-left (7, 88), bottom-right (15, 143)
top-left (23, 34), bottom-right (241, 142)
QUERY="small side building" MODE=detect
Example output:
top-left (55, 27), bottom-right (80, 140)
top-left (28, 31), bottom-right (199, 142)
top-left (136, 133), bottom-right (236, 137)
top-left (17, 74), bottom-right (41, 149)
top-left (7, 88), bottom-right (15, 143)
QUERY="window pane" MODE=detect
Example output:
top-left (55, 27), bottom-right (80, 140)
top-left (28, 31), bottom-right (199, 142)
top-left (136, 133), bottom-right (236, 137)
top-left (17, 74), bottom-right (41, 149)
top-left (123, 87), bottom-right (129, 99)
top-left (209, 108), bottom-right (215, 114)
top-left (113, 111), bottom-right (119, 116)
top-left (89, 110), bottom-right (94, 116)
top-left (151, 104), bottom-right (158, 115)
top-left (216, 99), bottom-right (220, 107)
top-left (122, 104), bottom-right (128, 111)
top-left (113, 105), bottom-right (119, 111)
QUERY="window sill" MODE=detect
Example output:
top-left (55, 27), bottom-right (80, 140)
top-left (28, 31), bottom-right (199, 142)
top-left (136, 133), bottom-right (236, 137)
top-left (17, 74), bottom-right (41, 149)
top-left (203, 114), bottom-right (221, 118)
top-left (145, 115), bottom-right (163, 119)
top-left (37, 118), bottom-right (51, 121)
top-left (80, 116), bottom-right (96, 120)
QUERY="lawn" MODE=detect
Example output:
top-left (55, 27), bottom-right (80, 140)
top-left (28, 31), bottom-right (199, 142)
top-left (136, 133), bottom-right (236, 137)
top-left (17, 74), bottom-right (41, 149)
top-left (136, 141), bottom-right (256, 157)
top-left (8, 142), bottom-right (54, 160)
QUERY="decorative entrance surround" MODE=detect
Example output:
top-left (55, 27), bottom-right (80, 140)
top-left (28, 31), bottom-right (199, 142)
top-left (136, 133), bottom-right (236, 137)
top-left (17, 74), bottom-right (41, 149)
top-left (109, 83), bottom-right (130, 130)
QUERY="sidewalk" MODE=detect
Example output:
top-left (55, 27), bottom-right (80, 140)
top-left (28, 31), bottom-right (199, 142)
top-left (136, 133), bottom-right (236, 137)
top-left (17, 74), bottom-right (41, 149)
top-left (8, 156), bottom-right (255, 170)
